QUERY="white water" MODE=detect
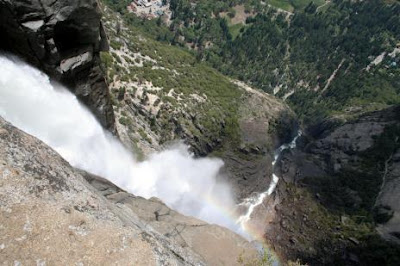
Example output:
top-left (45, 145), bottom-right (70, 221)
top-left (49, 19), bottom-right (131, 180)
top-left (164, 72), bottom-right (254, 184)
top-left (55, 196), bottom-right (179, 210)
top-left (0, 55), bottom-right (302, 244)
top-left (0, 56), bottom-right (242, 234)
top-left (237, 131), bottom-right (302, 228)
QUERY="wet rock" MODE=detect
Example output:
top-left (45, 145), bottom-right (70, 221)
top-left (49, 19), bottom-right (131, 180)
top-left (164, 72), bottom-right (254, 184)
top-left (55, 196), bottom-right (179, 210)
top-left (376, 149), bottom-right (400, 243)
top-left (0, 0), bottom-right (115, 131)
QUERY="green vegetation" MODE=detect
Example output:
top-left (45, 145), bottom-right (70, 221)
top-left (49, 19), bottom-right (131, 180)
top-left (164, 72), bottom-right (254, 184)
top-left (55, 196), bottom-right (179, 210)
top-left (271, 181), bottom-right (400, 265)
top-left (118, 116), bottom-right (130, 126)
top-left (269, 0), bottom-right (325, 12)
top-left (101, 2), bottom-right (243, 147)
top-left (103, 0), bottom-right (400, 126)
top-left (99, 0), bottom-right (400, 264)
top-left (138, 128), bottom-right (152, 144)
top-left (352, 234), bottom-right (400, 266)
top-left (237, 248), bottom-right (276, 265)
top-left (215, 0), bottom-right (400, 124)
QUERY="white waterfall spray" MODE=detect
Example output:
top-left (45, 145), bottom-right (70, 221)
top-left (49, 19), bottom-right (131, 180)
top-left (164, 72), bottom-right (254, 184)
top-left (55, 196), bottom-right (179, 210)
top-left (0, 56), bottom-right (241, 234)
top-left (0, 55), bottom-right (301, 244)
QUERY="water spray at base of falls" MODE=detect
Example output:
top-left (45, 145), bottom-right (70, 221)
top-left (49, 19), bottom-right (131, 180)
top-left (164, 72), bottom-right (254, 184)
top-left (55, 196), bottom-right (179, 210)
top-left (0, 55), bottom-right (301, 247)
top-left (0, 56), bottom-right (240, 236)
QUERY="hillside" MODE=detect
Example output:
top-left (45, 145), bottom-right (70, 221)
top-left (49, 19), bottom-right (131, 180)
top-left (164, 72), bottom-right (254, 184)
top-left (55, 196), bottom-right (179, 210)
top-left (105, 0), bottom-right (400, 125)
top-left (217, 0), bottom-right (400, 124)
top-left (99, 3), bottom-right (298, 200)
top-left (271, 106), bottom-right (400, 265)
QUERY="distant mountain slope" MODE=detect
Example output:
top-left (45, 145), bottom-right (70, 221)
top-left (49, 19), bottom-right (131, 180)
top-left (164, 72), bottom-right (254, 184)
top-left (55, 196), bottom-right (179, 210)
top-left (216, 0), bottom-right (400, 123)
top-left (105, 0), bottom-right (400, 125)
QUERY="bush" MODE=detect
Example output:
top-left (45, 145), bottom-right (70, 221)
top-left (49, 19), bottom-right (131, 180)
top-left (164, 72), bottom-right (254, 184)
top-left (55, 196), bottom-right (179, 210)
top-left (119, 116), bottom-right (130, 126)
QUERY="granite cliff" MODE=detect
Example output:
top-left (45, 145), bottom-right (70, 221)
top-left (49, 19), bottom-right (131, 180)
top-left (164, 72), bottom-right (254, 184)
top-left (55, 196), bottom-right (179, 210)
top-left (0, 0), bottom-right (115, 130)
top-left (265, 106), bottom-right (400, 265)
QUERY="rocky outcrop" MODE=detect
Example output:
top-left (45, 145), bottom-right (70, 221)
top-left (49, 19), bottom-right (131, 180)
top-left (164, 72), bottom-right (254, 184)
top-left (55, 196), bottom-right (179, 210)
top-left (0, 116), bottom-right (258, 265)
top-left (266, 105), bottom-right (400, 264)
top-left (0, 0), bottom-right (115, 131)
top-left (84, 173), bottom-right (258, 265)
top-left (222, 81), bottom-right (298, 199)
top-left (376, 149), bottom-right (400, 244)
top-left (277, 105), bottom-right (400, 184)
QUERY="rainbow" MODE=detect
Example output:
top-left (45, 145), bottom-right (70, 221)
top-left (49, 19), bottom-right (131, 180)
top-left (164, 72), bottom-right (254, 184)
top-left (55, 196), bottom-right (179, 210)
top-left (202, 189), bottom-right (280, 262)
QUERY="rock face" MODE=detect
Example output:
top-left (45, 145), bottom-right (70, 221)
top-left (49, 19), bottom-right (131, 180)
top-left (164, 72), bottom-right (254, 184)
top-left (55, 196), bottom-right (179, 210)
top-left (277, 105), bottom-right (400, 185)
top-left (267, 105), bottom-right (400, 264)
top-left (84, 173), bottom-right (258, 266)
top-left (0, 0), bottom-right (115, 131)
top-left (376, 148), bottom-right (400, 244)
top-left (0, 116), bottom-right (258, 265)
top-left (222, 81), bottom-right (298, 199)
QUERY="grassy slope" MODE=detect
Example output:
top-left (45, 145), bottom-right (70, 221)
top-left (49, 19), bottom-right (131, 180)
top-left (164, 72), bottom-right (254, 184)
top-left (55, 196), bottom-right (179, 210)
top-left (102, 1), bottom-right (400, 128)
top-left (100, 3), bottom-right (245, 154)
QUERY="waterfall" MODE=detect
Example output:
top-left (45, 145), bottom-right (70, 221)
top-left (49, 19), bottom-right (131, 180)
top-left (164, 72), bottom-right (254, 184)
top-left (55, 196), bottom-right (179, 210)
top-left (0, 56), bottom-right (242, 235)
top-left (0, 55), bottom-right (300, 246)
top-left (237, 131), bottom-right (302, 229)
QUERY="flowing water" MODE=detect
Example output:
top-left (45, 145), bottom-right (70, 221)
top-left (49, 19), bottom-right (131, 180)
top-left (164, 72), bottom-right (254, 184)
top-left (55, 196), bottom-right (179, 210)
top-left (0, 55), bottom-right (300, 244)
top-left (0, 56), bottom-right (240, 234)
top-left (237, 131), bottom-right (302, 233)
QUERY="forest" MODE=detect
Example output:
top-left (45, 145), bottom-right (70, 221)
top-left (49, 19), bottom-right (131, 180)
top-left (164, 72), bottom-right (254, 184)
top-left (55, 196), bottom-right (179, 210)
top-left (104, 0), bottom-right (400, 125)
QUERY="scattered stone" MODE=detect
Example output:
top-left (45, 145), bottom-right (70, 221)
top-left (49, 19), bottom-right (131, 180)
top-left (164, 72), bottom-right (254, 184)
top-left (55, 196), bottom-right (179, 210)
top-left (348, 237), bottom-right (360, 245)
